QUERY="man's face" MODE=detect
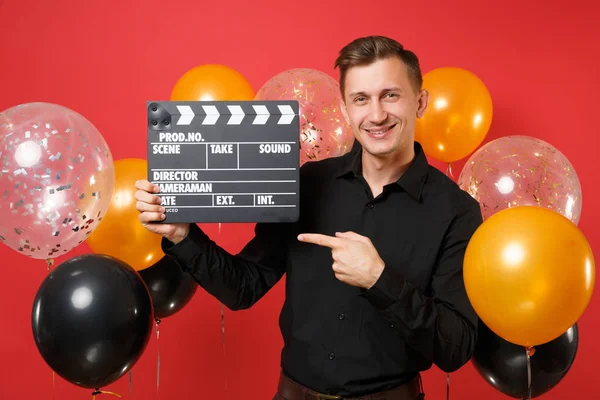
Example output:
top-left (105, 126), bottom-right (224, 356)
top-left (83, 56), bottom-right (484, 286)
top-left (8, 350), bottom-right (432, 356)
top-left (341, 57), bottom-right (428, 158)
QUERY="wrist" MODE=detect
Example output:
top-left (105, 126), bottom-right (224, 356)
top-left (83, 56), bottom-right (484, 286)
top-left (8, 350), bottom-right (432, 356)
top-left (368, 258), bottom-right (386, 289)
top-left (165, 225), bottom-right (190, 245)
top-left (361, 261), bottom-right (405, 310)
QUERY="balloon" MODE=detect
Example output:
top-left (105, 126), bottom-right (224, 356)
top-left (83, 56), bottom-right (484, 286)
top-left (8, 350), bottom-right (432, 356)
top-left (31, 254), bottom-right (153, 389)
top-left (87, 158), bottom-right (162, 270)
top-left (170, 64), bottom-right (255, 101)
top-left (138, 255), bottom-right (197, 319)
top-left (0, 102), bottom-right (115, 260)
top-left (458, 135), bottom-right (582, 224)
top-left (415, 67), bottom-right (493, 163)
top-left (255, 68), bottom-right (354, 165)
top-left (473, 322), bottom-right (578, 398)
top-left (464, 206), bottom-right (594, 347)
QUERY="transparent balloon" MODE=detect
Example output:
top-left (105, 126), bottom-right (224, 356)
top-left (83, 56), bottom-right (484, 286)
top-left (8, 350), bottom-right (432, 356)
top-left (0, 102), bottom-right (115, 260)
top-left (457, 135), bottom-right (582, 224)
top-left (255, 68), bottom-right (354, 165)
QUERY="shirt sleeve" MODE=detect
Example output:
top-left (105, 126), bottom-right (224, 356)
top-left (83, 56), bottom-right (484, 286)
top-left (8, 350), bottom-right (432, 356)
top-left (360, 201), bottom-right (483, 372)
top-left (162, 220), bottom-right (293, 311)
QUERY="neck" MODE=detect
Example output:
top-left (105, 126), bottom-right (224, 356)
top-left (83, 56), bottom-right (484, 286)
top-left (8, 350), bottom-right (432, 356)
top-left (361, 145), bottom-right (415, 196)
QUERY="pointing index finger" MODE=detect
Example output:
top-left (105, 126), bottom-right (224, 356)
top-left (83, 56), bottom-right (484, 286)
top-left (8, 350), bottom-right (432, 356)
top-left (298, 233), bottom-right (342, 248)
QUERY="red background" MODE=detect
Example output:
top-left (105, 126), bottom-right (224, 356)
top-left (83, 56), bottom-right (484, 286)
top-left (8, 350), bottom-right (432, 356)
top-left (1, 0), bottom-right (598, 398)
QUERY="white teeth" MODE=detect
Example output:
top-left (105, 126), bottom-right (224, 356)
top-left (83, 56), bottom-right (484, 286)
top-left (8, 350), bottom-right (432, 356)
top-left (366, 126), bottom-right (392, 135)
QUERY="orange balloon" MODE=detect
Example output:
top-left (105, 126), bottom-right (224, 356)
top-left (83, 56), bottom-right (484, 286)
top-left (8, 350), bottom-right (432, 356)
top-left (464, 206), bottom-right (595, 347)
top-left (87, 158), bottom-right (162, 271)
top-left (170, 64), bottom-right (255, 101)
top-left (415, 67), bottom-right (493, 163)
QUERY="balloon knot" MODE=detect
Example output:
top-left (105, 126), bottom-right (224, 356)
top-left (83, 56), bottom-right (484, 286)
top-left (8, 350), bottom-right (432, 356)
top-left (91, 389), bottom-right (121, 398)
top-left (526, 346), bottom-right (535, 357)
top-left (445, 162), bottom-right (454, 179)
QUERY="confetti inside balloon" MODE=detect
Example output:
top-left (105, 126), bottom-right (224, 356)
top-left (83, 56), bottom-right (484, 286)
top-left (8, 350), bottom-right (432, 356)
top-left (0, 102), bottom-right (115, 260)
top-left (255, 68), bottom-right (354, 165)
top-left (457, 135), bottom-right (582, 224)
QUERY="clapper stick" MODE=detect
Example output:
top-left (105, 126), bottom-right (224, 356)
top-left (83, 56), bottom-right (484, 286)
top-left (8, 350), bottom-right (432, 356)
top-left (147, 101), bottom-right (300, 224)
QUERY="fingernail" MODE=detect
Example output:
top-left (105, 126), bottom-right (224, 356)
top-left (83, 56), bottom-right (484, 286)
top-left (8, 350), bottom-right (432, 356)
top-left (297, 234), bottom-right (303, 241)
top-left (154, 185), bottom-right (160, 193)
top-left (159, 207), bottom-right (165, 213)
top-left (161, 214), bottom-right (166, 219)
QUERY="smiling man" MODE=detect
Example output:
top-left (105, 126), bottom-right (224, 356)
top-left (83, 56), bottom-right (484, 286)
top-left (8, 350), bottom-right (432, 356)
top-left (135, 35), bottom-right (483, 400)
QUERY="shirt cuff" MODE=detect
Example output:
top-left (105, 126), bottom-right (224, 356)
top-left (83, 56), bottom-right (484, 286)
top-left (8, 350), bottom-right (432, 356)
top-left (360, 264), bottom-right (405, 309)
top-left (161, 223), bottom-right (209, 272)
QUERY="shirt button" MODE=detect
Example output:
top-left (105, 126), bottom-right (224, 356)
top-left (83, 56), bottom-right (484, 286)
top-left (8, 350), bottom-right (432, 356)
top-left (329, 352), bottom-right (335, 360)
top-left (390, 323), bottom-right (395, 328)
top-left (368, 204), bottom-right (374, 209)
top-left (338, 313), bottom-right (345, 320)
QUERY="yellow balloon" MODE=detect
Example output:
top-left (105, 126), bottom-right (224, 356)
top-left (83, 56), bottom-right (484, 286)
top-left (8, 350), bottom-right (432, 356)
top-left (415, 67), bottom-right (493, 163)
top-left (464, 206), bottom-right (595, 347)
top-left (170, 64), bottom-right (255, 101)
top-left (87, 158), bottom-right (163, 270)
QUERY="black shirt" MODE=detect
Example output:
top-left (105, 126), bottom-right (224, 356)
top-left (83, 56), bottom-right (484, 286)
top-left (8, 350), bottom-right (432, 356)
top-left (162, 141), bottom-right (483, 397)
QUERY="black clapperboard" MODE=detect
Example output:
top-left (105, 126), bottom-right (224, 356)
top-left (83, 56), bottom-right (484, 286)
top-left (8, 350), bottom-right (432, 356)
top-left (146, 100), bottom-right (300, 223)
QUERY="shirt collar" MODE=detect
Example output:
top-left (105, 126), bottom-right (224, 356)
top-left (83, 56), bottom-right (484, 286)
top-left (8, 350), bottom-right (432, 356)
top-left (336, 140), bottom-right (429, 201)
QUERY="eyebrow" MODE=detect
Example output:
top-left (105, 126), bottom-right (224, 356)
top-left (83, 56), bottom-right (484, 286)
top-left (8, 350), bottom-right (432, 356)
top-left (347, 87), bottom-right (404, 98)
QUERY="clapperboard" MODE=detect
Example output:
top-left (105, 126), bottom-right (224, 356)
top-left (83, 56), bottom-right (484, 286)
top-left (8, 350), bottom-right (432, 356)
top-left (146, 100), bottom-right (300, 223)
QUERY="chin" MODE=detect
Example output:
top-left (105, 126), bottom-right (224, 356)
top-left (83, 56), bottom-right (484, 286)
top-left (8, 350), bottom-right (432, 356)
top-left (362, 142), bottom-right (399, 157)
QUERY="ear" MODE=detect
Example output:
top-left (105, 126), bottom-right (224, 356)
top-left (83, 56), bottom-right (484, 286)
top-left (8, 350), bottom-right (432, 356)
top-left (340, 99), bottom-right (350, 125)
top-left (416, 88), bottom-right (429, 118)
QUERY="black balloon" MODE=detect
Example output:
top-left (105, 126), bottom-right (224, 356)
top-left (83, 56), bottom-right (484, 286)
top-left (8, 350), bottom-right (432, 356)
top-left (472, 322), bottom-right (578, 398)
top-left (138, 255), bottom-right (197, 320)
top-left (31, 254), bottom-right (154, 390)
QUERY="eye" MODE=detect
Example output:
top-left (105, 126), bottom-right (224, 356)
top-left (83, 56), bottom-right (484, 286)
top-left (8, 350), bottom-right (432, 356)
top-left (385, 92), bottom-right (399, 99)
top-left (354, 96), bottom-right (367, 103)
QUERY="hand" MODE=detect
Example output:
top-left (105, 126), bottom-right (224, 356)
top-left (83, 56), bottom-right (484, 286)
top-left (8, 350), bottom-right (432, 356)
top-left (134, 180), bottom-right (190, 244)
top-left (297, 231), bottom-right (385, 289)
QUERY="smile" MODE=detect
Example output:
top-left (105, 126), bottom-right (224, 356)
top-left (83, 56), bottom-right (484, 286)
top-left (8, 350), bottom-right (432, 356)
top-left (363, 124), bottom-right (396, 137)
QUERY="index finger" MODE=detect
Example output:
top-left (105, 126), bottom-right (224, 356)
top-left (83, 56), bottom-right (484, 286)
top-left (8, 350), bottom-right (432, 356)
top-left (135, 179), bottom-right (160, 193)
top-left (298, 233), bottom-right (342, 248)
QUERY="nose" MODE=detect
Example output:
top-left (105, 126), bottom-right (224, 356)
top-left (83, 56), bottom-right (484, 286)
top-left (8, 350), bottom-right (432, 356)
top-left (368, 101), bottom-right (387, 125)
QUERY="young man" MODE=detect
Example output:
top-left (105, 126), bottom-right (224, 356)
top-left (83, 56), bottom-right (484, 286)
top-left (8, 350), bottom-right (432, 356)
top-left (135, 36), bottom-right (482, 400)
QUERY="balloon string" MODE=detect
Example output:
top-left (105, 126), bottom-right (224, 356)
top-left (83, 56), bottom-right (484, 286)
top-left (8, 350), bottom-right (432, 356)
top-left (220, 302), bottom-right (225, 343)
top-left (128, 370), bottom-right (133, 396)
top-left (156, 318), bottom-right (161, 398)
top-left (525, 346), bottom-right (535, 400)
top-left (92, 389), bottom-right (121, 400)
top-left (446, 373), bottom-right (450, 400)
top-left (217, 223), bottom-right (227, 394)
top-left (220, 302), bottom-right (228, 394)
top-left (50, 269), bottom-right (56, 399)
top-left (445, 163), bottom-right (454, 179)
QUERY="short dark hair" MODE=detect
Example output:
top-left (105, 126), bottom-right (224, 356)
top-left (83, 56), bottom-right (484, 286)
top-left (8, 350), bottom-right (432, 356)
top-left (334, 36), bottom-right (423, 97)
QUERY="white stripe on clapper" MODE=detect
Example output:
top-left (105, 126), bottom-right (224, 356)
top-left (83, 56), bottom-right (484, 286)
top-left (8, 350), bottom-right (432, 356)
top-left (227, 105), bottom-right (244, 125)
top-left (202, 105), bottom-right (220, 125)
top-left (277, 105), bottom-right (295, 124)
top-left (176, 105), bottom-right (194, 125)
top-left (252, 105), bottom-right (270, 125)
